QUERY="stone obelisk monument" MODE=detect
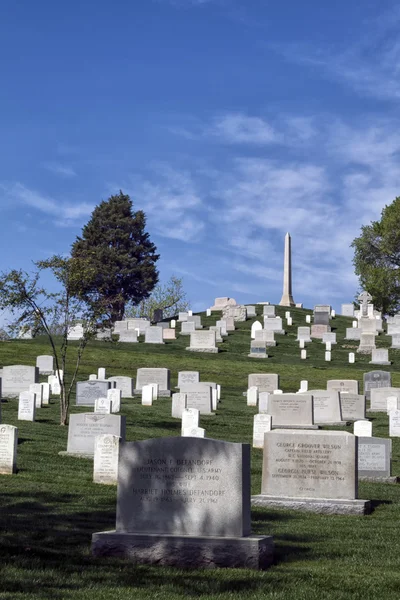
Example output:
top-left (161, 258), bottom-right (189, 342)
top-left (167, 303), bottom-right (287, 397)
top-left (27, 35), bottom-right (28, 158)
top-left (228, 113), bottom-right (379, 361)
top-left (279, 232), bottom-right (296, 307)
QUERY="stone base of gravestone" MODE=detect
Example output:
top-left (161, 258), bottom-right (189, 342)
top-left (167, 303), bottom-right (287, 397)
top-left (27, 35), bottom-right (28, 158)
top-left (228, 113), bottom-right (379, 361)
top-left (272, 424), bottom-right (319, 430)
top-left (133, 389), bottom-right (171, 397)
top-left (369, 359), bottom-right (391, 366)
top-left (251, 496), bottom-right (371, 515)
top-left (91, 531), bottom-right (274, 570)
top-left (248, 354), bottom-right (268, 359)
top-left (185, 347), bottom-right (219, 354)
top-left (59, 451), bottom-right (93, 459)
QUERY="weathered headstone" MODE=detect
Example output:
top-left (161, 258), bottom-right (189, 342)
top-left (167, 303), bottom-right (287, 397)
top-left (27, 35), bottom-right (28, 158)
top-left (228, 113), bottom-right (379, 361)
top-left (310, 324), bottom-right (330, 339)
top-left (307, 389), bottom-right (342, 424)
top-left (268, 394), bottom-right (314, 428)
top-left (144, 327), bottom-right (164, 344)
top-left (296, 327), bottom-right (311, 343)
top-left (76, 381), bottom-right (111, 407)
top-left (254, 330), bottom-right (276, 346)
top-left (180, 321), bottom-right (196, 335)
top-left (187, 315), bottom-right (202, 329)
top-left (177, 371), bottom-right (200, 387)
top-left (342, 304), bottom-right (355, 317)
top-left (135, 368), bottom-right (171, 397)
top-left (186, 331), bottom-right (218, 354)
top-left (41, 382), bottom-right (50, 405)
top-left (252, 430), bottom-right (370, 515)
top-left (345, 328), bottom-right (361, 341)
top-left (108, 377), bottom-right (134, 398)
top-left (93, 434), bottom-right (120, 485)
top-left (142, 385), bottom-right (153, 406)
top-left (162, 328), bottom-right (176, 340)
top-left (118, 330), bottom-right (138, 343)
top-left (369, 349), bottom-right (391, 365)
top-left (258, 392), bottom-right (269, 413)
top-left (63, 414), bottom-right (126, 456)
top-left (184, 388), bottom-right (213, 415)
top-left (2, 366), bottom-right (39, 398)
top-left (339, 394), bottom-right (366, 421)
top-left (182, 426), bottom-right (205, 438)
top-left (370, 387), bottom-right (400, 412)
top-left (92, 437), bottom-right (273, 569)
top-left (249, 340), bottom-right (268, 358)
top-left (322, 332), bottom-right (336, 345)
top-left (0, 425), bottom-right (17, 474)
top-left (248, 374), bottom-right (279, 393)
top-left (327, 380), bottom-right (359, 395)
top-left (36, 355), bottom-right (54, 375)
top-left (247, 387), bottom-right (258, 407)
top-left (358, 333), bottom-right (376, 354)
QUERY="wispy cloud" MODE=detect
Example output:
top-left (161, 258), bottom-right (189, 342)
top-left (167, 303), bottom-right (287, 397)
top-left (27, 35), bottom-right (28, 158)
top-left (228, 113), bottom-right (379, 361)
top-left (42, 162), bottom-right (77, 177)
top-left (209, 113), bottom-right (281, 145)
top-left (114, 164), bottom-right (206, 242)
top-left (0, 183), bottom-right (93, 226)
top-left (275, 8), bottom-right (400, 101)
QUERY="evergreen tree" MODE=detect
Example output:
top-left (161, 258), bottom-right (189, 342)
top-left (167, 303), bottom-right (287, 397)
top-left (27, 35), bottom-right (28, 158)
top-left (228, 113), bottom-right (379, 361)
top-left (71, 192), bottom-right (159, 323)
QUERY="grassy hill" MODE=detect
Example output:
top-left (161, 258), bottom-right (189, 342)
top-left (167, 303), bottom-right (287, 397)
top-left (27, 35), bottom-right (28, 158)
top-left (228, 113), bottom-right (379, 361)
top-left (0, 305), bottom-right (400, 600)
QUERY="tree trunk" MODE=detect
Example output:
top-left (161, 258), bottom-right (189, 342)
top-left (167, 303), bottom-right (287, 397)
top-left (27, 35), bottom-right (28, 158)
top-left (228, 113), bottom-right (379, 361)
top-left (60, 383), bottom-right (69, 426)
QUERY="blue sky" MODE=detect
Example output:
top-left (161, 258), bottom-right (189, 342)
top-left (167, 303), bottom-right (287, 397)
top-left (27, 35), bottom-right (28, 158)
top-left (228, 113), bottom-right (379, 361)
top-left (1, 0), bottom-right (400, 321)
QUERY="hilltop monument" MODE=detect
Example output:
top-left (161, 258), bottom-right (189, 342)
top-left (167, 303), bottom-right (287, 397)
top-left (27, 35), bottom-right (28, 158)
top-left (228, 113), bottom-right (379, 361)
top-left (279, 232), bottom-right (296, 307)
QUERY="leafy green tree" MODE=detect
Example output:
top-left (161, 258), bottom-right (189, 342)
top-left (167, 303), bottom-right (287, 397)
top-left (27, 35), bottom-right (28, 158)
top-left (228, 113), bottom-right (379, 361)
top-left (352, 197), bottom-right (400, 315)
top-left (71, 192), bottom-right (159, 323)
top-left (125, 275), bottom-right (190, 321)
top-left (0, 256), bottom-right (103, 425)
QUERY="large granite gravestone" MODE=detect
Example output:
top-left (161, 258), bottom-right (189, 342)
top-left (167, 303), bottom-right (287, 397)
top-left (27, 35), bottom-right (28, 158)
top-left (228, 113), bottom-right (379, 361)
top-left (0, 425), bottom-right (17, 474)
top-left (187, 315), bottom-right (202, 329)
top-left (144, 327), bottom-right (164, 344)
top-left (186, 331), bottom-right (218, 354)
top-left (93, 434), bottom-right (121, 485)
top-left (91, 437), bottom-right (274, 569)
top-left (67, 324), bottom-right (84, 340)
top-left (263, 306), bottom-right (275, 317)
top-left (36, 355), bottom-right (54, 375)
top-left (254, 330), bottom-right (276, 346)
top-left (364, 371), bottom-right (391, 400)
top-left (339, 394), bottom-right (366, 421)
top-left (62, 414), bottom-right (126, 457)
top-left (162, 328), bottom-right (176, 340)
top-left (248, 374), bottom-right (279, 393)
top-left (358, 333), bottom-right (376, 354)
top-left (369, 387), bottom-right (400, 412)
top-left (171, 393), bottom-right (187, 419)
top-left (125, 318), bottom-right (151, 334)
top-left (76, 381), bottom-right (111, 406)
top-left (327, 380), bottom-right (359, 395)
top-left (314, 312), bottom-right (330, 326)
top-left (268, 394), bottom-right (314, 428)
top-left (306, 390), bottom-right (343, 425)
top-left (296, 327), bottom-right (311, 342)
top-left (108, 377), bottom-right (134, 398)
top-left (358, 437), bottom-right (395, 483)
top-left (2, 365), bottom-right (39, 398)
top-left (389, 410), bottom-right (400, 436)
top-left (135, 368), bottom-right (171, 397)
top-left (252, 430), bottom-right (371, 515)
top-left (263, 317), bottom-right (284, 335)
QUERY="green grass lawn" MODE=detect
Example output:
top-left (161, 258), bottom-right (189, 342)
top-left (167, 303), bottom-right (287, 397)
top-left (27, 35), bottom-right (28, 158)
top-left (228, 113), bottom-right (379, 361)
top-left (1, 306), bottom-right (400, 600)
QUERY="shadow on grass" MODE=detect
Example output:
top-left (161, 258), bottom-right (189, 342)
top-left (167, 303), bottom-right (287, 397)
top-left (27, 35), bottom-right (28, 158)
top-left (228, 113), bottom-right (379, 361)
top-left (0, 490), bottom-right (314, 598)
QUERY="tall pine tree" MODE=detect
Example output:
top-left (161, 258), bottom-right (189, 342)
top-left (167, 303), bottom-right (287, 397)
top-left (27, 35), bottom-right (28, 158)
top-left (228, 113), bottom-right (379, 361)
top-left (71, 192), bottom-right (159, 323)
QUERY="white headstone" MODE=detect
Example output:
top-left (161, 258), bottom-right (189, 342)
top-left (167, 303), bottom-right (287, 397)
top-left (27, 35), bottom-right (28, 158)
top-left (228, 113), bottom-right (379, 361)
top-left (18, 392), bottom-right (36, 421)
top-left (306, 315), bottom-right (311, 323)
top-left (325, 341), bottom-right (332, 351)
top-left (41, 383), bottom-right (50, 405)
top-left (299, 380), bottom-right (308, 392)
top-left (299, 339), bottom-right (305, 349)
top-left (172, 393), bottom-right (187, 419)
top-left (247, 386), bottom-right (258, 407)
top-left (141, 385), bottom-right (153, 406)
top-left (389, 410), bottom-right (400, 437)
top-left (301, 349), bottom-right (307, 359)
top-left (325, 351), bottom-right (331, 362)
top-left (98, 368), bottom-right (106, 380)
top-left (354, 420), bottom-right (372, 437)
top-left (149, 383), bottom-right (159, 400)
top-left (259, 392), bottom-right (269, 413)
top-left (108, 388), bottom-right (121, 413)
top-left (29, 383), bottom-right (43, 408)
top-left (170, 319), bottom-right (176, 329)
top-left (349, 353), bottom-right (355, 364)
top-left (93, 434), bottom-right (120, 485)
top-left (352, 320), bottom-right (358, 328)
top-left (287, 317), bottom-right (292, 326)
top-left (181, 408), bottom-right (199, 432)
top-left (251, 321), bottom-right (263, 339)
top-left (182, 427), bottom-right (205, 438)
top-left (253, 414), bottom-right (272, 448)
top-left (95, 398), bottom-right (112, 414)
top-left (206, 308), bottom-right (211, 317)
top-left (387, 396), bottom-right (399, 414)
top-left (0, 425), bottom-right (18, 474)
top-left (89, 374), bottom-right (97, 381)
